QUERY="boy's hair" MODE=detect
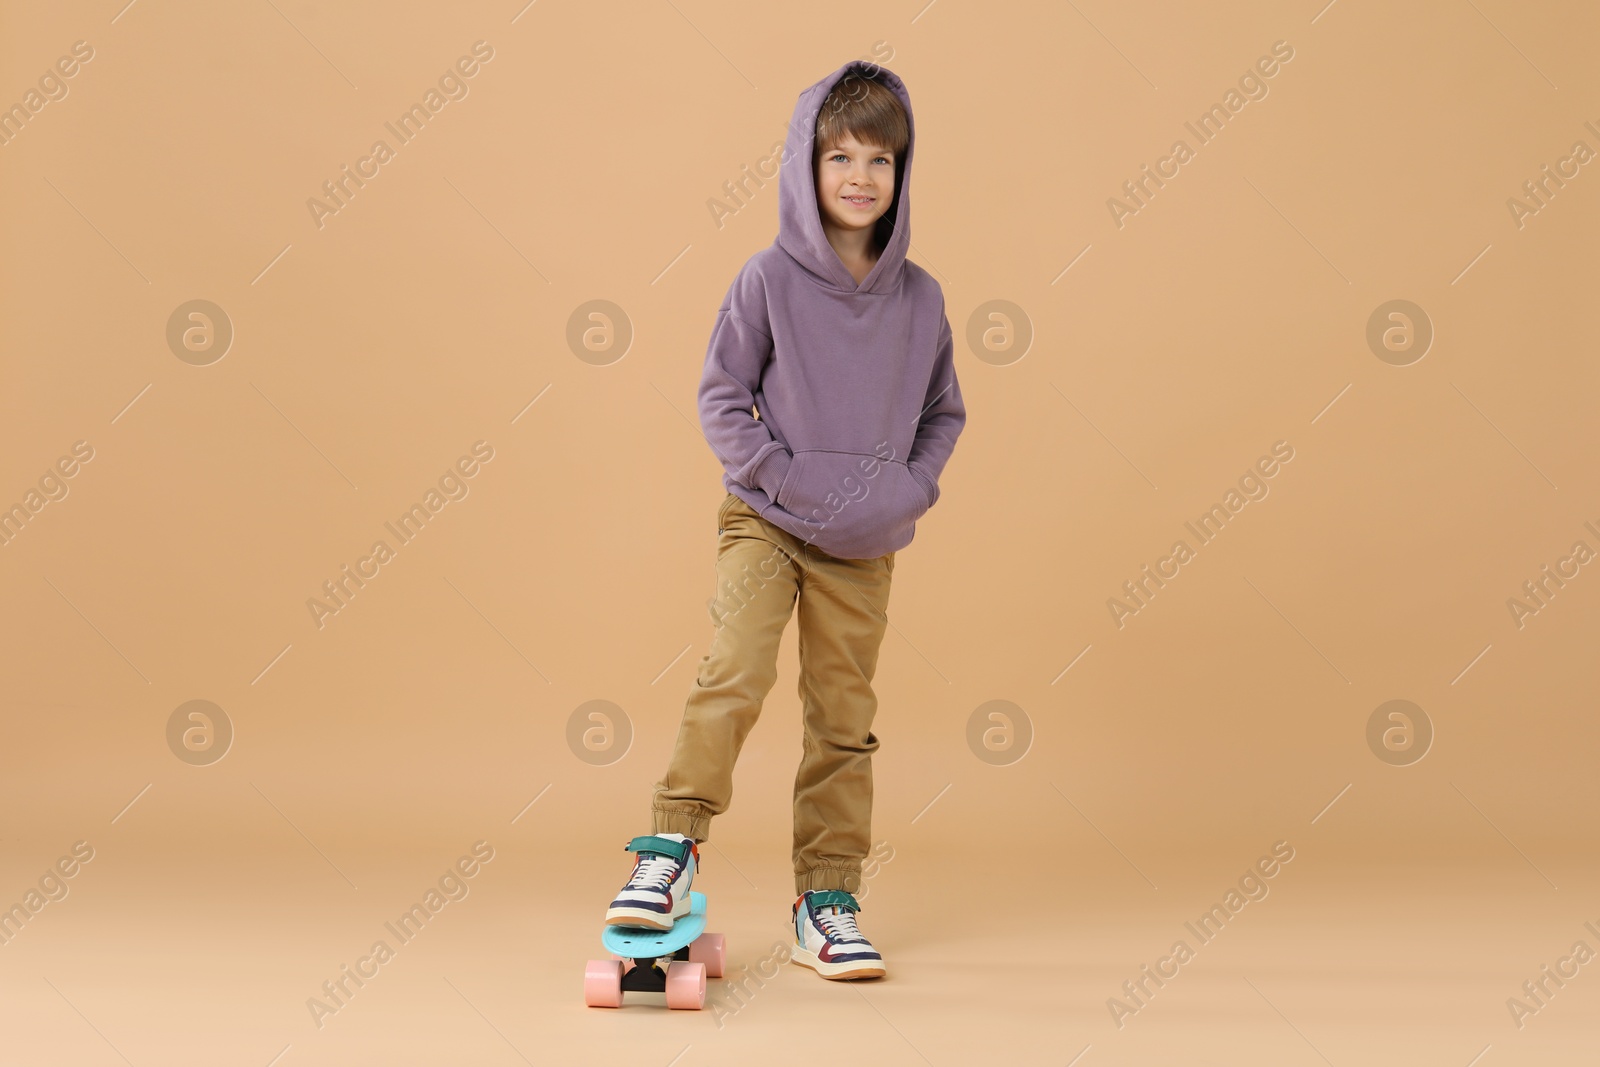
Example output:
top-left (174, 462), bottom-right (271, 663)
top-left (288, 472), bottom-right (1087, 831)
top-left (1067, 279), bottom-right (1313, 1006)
top-left (813, 70), bottom-right (909, 166)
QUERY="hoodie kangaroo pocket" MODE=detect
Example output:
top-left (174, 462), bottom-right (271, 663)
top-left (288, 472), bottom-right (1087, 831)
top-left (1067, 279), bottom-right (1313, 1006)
top-left (774, 450), bottom-right (920, 537)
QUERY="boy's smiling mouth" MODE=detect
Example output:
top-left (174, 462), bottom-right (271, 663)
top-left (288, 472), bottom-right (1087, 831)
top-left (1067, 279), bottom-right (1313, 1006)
top-left (843, 194), bottom-right (875, 208)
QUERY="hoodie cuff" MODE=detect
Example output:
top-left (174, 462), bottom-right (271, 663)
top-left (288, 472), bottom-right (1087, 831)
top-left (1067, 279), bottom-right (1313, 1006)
top-left (751, 446), bottom-right (793, 501)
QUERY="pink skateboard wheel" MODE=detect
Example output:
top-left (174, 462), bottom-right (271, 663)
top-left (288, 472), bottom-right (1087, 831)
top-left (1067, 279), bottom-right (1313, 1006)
top-left (689, 932), bottom-right (726, 978)
top-left (584, 959), bottom-right (623, 1008)
top-left (664, 961), bottom-right (706, 1010)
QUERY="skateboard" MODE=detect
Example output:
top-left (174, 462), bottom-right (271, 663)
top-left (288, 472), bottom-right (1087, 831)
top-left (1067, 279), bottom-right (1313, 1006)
top-left (584, 891), bottom-right (725, 1009)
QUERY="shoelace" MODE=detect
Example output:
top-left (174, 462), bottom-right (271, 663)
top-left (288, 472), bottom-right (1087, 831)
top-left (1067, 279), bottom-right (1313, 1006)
top-left (626, 853), bottom-right (678, 892)
top-left (817, 906), bottom-right (866, 944)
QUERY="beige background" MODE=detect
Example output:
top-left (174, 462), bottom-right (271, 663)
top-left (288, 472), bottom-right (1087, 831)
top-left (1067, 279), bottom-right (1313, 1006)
top-left (2, 1), bottom-right (1597, 1063)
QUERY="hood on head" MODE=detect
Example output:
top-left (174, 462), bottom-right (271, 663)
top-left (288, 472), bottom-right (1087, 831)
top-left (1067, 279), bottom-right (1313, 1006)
top-left (777, 60), bottom-right (914, 295)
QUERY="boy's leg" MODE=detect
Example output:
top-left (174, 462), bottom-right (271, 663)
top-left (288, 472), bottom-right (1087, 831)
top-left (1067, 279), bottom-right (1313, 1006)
top-left (650, 494), bottom-right (801, 841)
top-left (791, 546), bottom-right (895, 894)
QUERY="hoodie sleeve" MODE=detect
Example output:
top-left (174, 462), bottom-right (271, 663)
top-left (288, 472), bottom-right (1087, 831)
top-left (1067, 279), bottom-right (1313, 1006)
top-left (906, 306), bottom-right (966, 509)
top-left (697, 270), bottom-right (794, 499)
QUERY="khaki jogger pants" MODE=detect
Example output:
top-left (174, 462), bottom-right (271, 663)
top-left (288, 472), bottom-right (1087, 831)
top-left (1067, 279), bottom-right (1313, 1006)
top-left (651, 491), bottom-right (895, 895)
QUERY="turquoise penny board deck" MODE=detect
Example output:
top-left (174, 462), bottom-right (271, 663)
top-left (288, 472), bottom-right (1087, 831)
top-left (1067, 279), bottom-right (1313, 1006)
top-left (602, 892), bottom-right (707, 959)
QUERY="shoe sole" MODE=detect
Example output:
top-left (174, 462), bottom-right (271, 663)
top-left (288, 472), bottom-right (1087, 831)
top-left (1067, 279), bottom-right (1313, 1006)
top-left (790, 947), bottom-right (886, 980)
top-left (605, 899), bottom-right (691, 929)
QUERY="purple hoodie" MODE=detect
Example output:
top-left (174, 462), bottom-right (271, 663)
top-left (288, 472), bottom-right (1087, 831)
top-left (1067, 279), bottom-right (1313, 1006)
top-left (696, 60), bottom-right (966, 560)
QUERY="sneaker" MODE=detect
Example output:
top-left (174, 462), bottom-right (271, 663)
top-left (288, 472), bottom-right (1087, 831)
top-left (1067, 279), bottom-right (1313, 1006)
top-left (789, 889), bottom-right (886, 980)
top-left (604, 833), bottom-right (697, 929)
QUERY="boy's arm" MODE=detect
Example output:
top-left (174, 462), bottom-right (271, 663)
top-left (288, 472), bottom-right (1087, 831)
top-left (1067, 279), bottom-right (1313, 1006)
top-left (697, 278), bottom-right (794, 500)
top-left (906, 308), bottom-right (966, 508)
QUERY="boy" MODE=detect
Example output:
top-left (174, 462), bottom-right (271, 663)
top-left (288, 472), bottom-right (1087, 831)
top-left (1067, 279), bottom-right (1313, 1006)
top-left (604, 60), bottom-right (965, 981)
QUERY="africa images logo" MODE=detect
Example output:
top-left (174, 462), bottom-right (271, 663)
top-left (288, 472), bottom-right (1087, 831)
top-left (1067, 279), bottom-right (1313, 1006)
top-left (1106, 441), bottom-right (1295, 628)
top-left (306, 441), bottom-right (494, 629)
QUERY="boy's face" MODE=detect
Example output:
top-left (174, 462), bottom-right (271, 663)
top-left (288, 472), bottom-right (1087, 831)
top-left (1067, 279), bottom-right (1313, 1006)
top-left (814, 133), bottom-right (895, 238)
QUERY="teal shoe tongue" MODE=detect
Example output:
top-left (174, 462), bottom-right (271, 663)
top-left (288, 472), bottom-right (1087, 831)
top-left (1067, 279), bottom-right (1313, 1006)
top-left (809, 889), bottom-right (859, 911)
top-left (625, 834), bottom-right (690, 862)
